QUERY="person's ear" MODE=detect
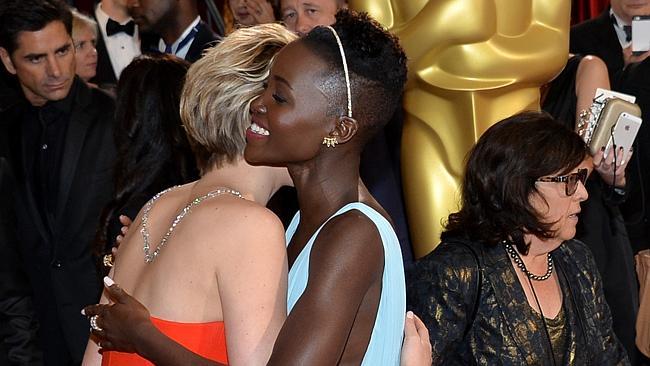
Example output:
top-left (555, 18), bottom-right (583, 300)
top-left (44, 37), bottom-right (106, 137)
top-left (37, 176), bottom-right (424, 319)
top-left (330, 115), bottom-right (358, 144)
top-left (0, 47), bottom-right (17, 75)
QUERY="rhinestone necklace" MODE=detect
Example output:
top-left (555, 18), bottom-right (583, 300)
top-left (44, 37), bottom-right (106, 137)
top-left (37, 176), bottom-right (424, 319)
top-left (141, 186), bottom-right (243, 263)
top-left (504, 242), bottom-right (554, 281)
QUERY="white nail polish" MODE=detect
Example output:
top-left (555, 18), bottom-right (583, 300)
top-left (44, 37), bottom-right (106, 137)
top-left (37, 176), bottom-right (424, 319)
top-left (104, 276), bottom-right (114, 287)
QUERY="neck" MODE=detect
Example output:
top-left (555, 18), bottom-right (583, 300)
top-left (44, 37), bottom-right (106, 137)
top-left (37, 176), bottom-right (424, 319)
top-left (198, 158), bottom-right (286, 206)
top-left (161, 9), bottom-right (198, 45)
top-left (100, 0), bottom-right (130, 22)
top-left (516, 233), bottom-right (561, 270)
top-left (288, 150), bottom-right (361, 225)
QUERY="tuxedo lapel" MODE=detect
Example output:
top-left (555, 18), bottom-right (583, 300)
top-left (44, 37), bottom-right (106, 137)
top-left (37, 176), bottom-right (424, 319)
top-left (594, 10), bottom-right (625, 73)
top-left (481, 244), bottom-right (551, 365)
top-left (55, 81), bottom-right (92, 227)
top-left (93, 32), bottom-right (117, 85)
top-left (184, 22), bottom-right (219, 63)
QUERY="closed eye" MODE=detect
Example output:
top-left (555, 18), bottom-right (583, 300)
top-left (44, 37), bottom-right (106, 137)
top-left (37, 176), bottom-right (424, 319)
top-left (272, 93), bottom-right (287, 104)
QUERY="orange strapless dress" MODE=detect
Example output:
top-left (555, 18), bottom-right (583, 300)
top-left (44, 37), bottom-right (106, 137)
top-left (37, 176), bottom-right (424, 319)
top-left (101, 317), bottom-right (228, 365)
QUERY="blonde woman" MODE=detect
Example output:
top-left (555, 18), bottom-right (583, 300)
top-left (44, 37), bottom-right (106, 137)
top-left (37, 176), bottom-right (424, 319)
top-left (71, 9), bottom-right (98, 84)
top-left (82, 24), bottom-right (296, 365)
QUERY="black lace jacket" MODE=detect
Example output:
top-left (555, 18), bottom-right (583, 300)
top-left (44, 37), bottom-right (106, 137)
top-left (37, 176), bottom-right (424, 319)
top-left (407, 237), bottom-right (630, 365)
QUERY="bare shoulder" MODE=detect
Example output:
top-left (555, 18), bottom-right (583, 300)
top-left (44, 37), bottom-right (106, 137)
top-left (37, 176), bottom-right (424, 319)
top-left (190, 196), bottom-right (286, 251)
top-left (311, 210), bottom-right (384, 278)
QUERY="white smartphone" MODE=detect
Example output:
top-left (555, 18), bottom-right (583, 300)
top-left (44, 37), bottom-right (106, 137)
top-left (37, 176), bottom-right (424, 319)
top-left (632, 16), bottom-right (650, 54)
top-left (604, 112), bottom-right (643, 162)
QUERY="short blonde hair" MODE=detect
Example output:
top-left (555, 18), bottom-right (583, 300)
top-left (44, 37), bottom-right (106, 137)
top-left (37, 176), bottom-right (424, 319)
top-left (181, 23), bottom-right (297, 173)
top-left (71, 8), bottom-right (98, 40)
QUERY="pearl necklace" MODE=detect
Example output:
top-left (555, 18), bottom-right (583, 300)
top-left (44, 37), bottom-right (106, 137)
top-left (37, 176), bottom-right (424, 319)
top-left (503, 242), bottom-right (554, 281)
top-left (141, 186), bottom-right (242, 263)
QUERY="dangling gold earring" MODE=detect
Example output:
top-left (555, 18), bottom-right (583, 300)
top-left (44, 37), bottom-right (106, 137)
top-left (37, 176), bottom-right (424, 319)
top-left (322, 137), bottom-right (338, 148)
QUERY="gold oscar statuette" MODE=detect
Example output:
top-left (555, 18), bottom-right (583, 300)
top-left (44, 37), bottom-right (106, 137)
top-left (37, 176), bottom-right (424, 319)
top-left (350, 0), bottom-right (570, 257)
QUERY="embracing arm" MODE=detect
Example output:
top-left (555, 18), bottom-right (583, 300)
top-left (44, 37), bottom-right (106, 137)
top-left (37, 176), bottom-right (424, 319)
top-left (267, 212), bottom-right (384, 365)
top-left (406, 242), bottom-right (478, 365)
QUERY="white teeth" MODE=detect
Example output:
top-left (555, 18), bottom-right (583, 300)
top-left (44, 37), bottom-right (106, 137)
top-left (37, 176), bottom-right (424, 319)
top-left (250, 122), bottom-right (270, 136)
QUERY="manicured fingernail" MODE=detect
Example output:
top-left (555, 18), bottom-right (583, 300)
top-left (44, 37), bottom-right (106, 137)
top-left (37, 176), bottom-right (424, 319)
top-left (104, 276), bottom-right (114, 287)
top-left (81, 309), bottom-right (86, 316)
top-left (121, 227), bottom-right (127, 234)
top-left (406, 311), bottom-right (414, 319)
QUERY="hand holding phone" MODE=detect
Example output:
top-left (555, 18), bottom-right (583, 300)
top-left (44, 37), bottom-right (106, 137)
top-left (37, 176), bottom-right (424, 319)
top-left (604, 112), bottom-right (642, 162)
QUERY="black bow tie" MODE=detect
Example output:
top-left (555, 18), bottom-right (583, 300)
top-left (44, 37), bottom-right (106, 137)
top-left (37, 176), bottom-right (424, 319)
top-left (623, 25), bottom-right (632, 43)
top-left (611, 13), bottom-right (633, 42)
top-left (106, 19), bottom-right (135, 36)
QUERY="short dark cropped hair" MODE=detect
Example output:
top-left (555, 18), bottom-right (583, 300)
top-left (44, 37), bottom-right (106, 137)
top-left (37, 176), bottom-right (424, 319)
top-left (301, 9), bottom-right (407, 142)
top-left (442, 111), bottom-right (588, 254)
top-left (0, 0), bottom-right (72, 54)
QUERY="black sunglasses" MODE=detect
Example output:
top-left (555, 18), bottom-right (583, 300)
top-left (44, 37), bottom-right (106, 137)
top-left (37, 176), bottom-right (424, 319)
top-left (536, 168), bottom-right (588, 196)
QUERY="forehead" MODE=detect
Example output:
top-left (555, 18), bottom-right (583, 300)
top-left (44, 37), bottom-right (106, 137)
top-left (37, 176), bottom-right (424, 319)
top-left (272, 41), bottom-right (328, 87)
top-left (281, 0), bottom-right (338, 9)
top-left (13, 21), bottom-right (71, 55)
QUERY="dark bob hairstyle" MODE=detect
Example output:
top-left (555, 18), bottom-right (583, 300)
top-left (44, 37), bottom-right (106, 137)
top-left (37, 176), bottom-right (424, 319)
top-left (442, 111), bottom-right (588, 254)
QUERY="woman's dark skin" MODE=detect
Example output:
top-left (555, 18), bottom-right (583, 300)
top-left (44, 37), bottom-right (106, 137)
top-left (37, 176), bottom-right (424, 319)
top-left (247, 41), bottom-right (389, 364)
top-left (85, 38), bottom-right (396, 365)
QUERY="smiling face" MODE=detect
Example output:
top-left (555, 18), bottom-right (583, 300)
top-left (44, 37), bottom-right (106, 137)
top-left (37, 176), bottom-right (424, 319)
top-left (611, 0), bottom-right (650, 23)
top-left (530, 159), bottom-right (591, 245)
top-left (281, 0), bottom-right (340, 35)
top-left (73, 24), bottom-right (97, 81)
top-left (245, 41), bottom-right (335, 165)
top-left (0, 21), bottom-right (75, 106)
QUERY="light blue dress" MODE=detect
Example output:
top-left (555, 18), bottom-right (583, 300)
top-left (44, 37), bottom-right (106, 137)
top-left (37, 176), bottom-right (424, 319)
top-left (285, 202), bottom-right (406, 365)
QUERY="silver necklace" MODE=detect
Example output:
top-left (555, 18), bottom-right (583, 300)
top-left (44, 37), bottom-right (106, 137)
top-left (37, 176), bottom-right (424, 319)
top-left (141, 186), bottom-right (243, 263)
top-left (504, 242), bottom-right (554, 281)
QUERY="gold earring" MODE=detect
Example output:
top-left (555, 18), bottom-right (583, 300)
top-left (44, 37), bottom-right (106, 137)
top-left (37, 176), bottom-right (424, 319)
top-left (322, 137), bottom-right (338, 148)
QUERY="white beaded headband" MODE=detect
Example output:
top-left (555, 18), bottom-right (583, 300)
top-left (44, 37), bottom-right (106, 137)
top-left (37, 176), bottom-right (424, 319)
top-left (324, 26), bottom-right (352, 118)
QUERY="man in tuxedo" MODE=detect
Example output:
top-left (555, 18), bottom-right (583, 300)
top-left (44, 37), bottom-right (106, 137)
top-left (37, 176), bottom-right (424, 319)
top-left (92, 0), bottom-right (141, 90)
top-left (0, 0), bottom-right (116, 364)
top-left (127, 0), bottom-right (219, 63)
top-left (570, 0), bottom-right (650, 83)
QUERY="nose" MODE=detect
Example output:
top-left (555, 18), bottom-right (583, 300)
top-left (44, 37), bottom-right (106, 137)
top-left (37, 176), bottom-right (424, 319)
top-left (296, 15), bottom-right (313, 36)
top-left (46, 55), bottom-right (62, 78)
top-left (574, 180), bottom-right (588, 202)
top-left (250, 97), bottom-right (267, 115)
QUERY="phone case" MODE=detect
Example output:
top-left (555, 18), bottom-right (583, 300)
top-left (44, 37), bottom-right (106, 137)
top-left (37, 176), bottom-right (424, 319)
top-left (605, 113), bottom-right (642, 161)
top-left (588, 98), bottom-right (642, 156)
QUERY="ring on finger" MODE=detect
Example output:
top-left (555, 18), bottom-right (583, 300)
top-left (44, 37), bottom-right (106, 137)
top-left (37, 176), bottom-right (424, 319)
top-left (90, 315), bottom-right (103, 332)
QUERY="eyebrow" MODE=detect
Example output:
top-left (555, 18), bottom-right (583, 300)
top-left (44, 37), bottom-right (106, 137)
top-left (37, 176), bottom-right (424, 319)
top-left (273, 75), bottom-right (293, 90)
top-left (24, 43), bottom-right (71, 59)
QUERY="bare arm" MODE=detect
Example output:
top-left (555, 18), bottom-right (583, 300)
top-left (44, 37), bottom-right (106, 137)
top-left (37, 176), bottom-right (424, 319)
top-left (267, 212), bottom-right (384, 365)
top-left (575, 55), bottom-right (610, 126)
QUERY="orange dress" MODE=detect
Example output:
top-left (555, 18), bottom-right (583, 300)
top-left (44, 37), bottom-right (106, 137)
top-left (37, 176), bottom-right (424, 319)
top-left (101, 317), bottom-right (228, 365)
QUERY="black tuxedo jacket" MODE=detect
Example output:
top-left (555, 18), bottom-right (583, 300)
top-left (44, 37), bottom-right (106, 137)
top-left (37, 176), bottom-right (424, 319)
top-left (3, 78), bottom-right (116, 364)
top-left (0, 128), bottom-right (42, 364)
top-left (91, 27), bottom-right (119, 89)
top-left (140, 20), bottom-right (220, 63)
top-left (570, 8), bottom-right (625, 84)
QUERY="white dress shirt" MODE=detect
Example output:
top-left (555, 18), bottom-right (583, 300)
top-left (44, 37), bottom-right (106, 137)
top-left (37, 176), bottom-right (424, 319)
top-left (610, 8), bottom-right (633, 49)
top-left (95, 3), bottom-right (141, 79)
top-left (158, 16), bottom-right (201, 60)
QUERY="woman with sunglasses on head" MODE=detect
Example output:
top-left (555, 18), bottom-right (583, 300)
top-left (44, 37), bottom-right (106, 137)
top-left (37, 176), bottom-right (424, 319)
top-left (408, 111), bottom-right (630, 365)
